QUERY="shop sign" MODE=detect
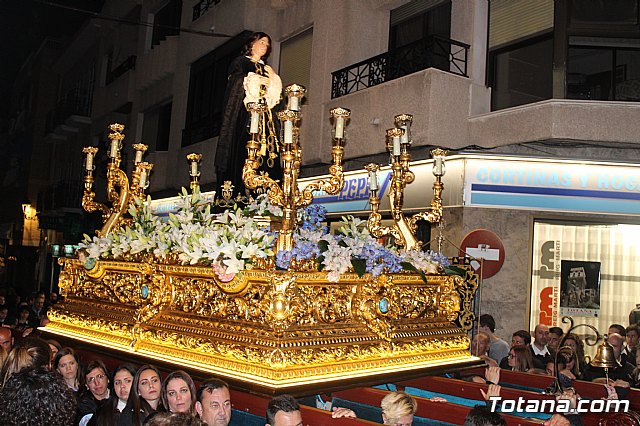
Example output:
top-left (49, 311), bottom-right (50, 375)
top-left (465, 158), bottom-right (640, 215)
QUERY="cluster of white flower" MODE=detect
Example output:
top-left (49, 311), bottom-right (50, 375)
top-left (80, 189), bottom-right (276, 276)
top-left (245, 193), bottom-right (283, 217)
top-left (80, 190), bottom-right (449, 281)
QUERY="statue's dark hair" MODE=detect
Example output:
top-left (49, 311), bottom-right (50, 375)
top-left (241, 32), bottom-right (272, 59)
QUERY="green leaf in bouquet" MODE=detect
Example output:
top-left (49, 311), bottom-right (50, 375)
top-left (444, 265), bottom-right (466, 276)
top-left (351, 258), bottom-right (366, 277)
top-left (317, 240), bottom-right (329, 253)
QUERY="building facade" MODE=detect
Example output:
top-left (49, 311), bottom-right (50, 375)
top-left (13, 0), bottom-right (640, 339)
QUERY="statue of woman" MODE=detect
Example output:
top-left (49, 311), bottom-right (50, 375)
top-left (215, 32), bottom-right (283, 198)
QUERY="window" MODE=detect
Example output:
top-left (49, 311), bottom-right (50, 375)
top-left (567, 44), bottom-right (640, 101)
top-left (530, 220), bottom-right (640, 351)
top-left (142, 102), bottom-right (172, 152)
top-left (489, 0), bottom-right (554, 50)
top-left (490, 36), bottom-right (553, 110)
top-left (151, 0), bottom-right (182, 48)
top-left (183, 31), bottom-right (251, 147)
top-left (389, 0), bottom-right (451, 50)
top-left (569, 0), bottom-right (639, 26)
top-left (279, 28), bottom-right (313, 98)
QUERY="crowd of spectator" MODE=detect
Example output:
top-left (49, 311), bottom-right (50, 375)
top-left (1, 289), bottom-right (638, 426)
top-left (0, 290), bottom-right (56, 334)
top-left (471, 314), bottom-right (640, 390)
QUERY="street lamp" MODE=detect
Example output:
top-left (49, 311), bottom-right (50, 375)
top-left (21, 199), bottom-right (37, 220)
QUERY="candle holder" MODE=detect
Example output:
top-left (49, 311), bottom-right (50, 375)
top-left (366, 115), bottom-right (446, 250)
top-left (213, 181), bottom-right (254, 209)
top-left (133, 143), bottom-right (148, 165)
top-left (82, 123), bottom-right (154, 237)
top-left (242, 84), bottom-right (348, 252)
top-left (284, 84), bottom-right (306, 112)
top-left (186, 153), bottom-right (202, 192)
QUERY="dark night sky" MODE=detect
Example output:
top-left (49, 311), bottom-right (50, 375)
top-left (0, 0), bottom-right (105, 120)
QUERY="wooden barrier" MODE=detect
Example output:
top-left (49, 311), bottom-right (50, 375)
top-left (333, 386), bottom-right (542, 426)
top-left (230, 389), bottom-right (382, 426)
top-left (463, 367), bottom-right (640, 412)
top-left (406, 373), bottom-right (640, 426)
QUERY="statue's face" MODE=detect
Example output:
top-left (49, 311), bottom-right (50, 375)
top-left (251, 37), bottom-right (270, 59)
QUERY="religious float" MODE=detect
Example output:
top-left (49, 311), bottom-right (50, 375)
top-left (43, 84), bottom-right (481, 396)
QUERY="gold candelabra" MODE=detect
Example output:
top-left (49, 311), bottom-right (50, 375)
top-left (82, 124), bottom-right (153, 237)
top-left (242, 84), bottom-right (350, 252)
top-left (366, 114), bottom-right (447, 250)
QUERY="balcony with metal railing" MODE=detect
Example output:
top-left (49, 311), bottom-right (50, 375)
top-left (192, 0), bottom-right (222, 21)
top-left (331, 35), bottom-right (469, 99)
top-left (45, 87), bottom-right (93, 137)
top-left (106, 55), bottom-right (137, 85)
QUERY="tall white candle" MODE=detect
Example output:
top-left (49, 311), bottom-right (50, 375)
top-left (110, 140), bottom-right (119, 158)
top-left (250, 111), bottom-right (259, 134)
top-left (134, 150), bottom-right (143, 164)
top-left (139, 169), bottom-right (147, 188)
top-left (368, 170), bottom-right (378, 191)
top-left (434, 157), bottom-right (444, 176)
top-left (289, 96), bottom-right (299, 111)
top-left (190, 161), bottom-right (198, 177)
top-left (85, 153), bottom-right (94, 171)
top-left (393, 136), bottom-right (401, 156)
top-left (335, 116), bottom-right (345, 139)
top-left (284, 120), bottom-right (293, 145)
top-left (400, 126), bottom-right (408, 144)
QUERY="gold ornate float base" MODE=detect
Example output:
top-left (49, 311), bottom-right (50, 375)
top-left (44, 259), bottom-right (481, 394)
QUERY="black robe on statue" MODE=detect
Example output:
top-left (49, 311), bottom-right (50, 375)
top-left (215, 56), bottom-right (282, 198)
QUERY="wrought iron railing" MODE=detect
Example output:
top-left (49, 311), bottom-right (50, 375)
top-left (106, 55), bottom-right (137, 85)
top-left (331, 35), bottom-right (469, 99)
top-left (193, 0), bottom-right (222, 21)
top-left (46, 87), bottom-right (93, 133)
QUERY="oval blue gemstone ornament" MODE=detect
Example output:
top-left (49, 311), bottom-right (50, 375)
top-left (83, 258), bottom-right (96, 270)
top-left (379, 297), bottom-right (389, 314)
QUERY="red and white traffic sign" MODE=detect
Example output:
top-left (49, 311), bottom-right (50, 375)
top-left (458, 229), bottom-right (505, 279)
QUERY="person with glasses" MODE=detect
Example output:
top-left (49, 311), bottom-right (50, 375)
top-left (78, 360), bottom-right (111, 426)
top-left (505, 346), bottom-right (534, 372)
top-left (119, 364), bottom-right (164, 426)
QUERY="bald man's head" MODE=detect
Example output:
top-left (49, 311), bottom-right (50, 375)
top-left (608, 333), bottom-right (624, 359)
top-left (0, 327), bottom-right (13, 353)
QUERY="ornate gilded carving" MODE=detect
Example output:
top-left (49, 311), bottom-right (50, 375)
top-left (45, 259), bottom-right (478, 389)
top-left (451, 257), bottom-right (479, 331)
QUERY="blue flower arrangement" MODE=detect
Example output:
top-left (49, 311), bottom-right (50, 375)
top-left (276, 204), bottom-right (448, 282)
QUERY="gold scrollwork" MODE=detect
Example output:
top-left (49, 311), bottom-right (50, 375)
top-left (45, 259), bottom-right (478, 386)
top-left (450, 258), bottom-right (479, 331)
